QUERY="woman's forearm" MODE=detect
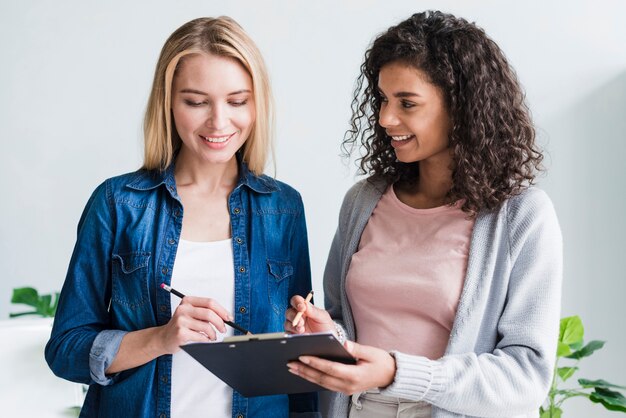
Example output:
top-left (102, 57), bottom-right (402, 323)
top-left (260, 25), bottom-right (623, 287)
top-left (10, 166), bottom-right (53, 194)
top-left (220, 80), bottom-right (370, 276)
top-left (105, 326), bottom-right (167, 374)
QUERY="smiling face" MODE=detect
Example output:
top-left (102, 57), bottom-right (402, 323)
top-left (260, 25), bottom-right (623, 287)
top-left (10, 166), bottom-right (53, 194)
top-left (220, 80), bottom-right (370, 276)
top-left (378, 62), bottom-right (452, 166)
top-left (171, 53), bottom-right (255, 167)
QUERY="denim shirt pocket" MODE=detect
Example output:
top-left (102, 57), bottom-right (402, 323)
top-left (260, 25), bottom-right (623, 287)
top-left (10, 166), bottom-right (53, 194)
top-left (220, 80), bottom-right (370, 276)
top-left (267, 259), bottom-right (293, 315)
top-left (111, 251), bottom-right (151, 310)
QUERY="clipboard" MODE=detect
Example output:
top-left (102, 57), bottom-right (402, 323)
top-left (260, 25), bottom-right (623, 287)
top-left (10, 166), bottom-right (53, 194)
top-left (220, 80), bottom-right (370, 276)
top-left (180, 331), bottom-right (356, 397)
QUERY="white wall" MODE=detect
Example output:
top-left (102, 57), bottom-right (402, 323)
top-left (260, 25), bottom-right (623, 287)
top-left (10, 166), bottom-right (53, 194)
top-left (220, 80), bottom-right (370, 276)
top-left (1, 1), bottom-right (624, 417)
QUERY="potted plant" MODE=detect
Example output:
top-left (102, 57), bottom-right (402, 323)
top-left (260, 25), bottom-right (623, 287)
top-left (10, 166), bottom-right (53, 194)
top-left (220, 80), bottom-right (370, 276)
top-left (10, 287), bottom-right (59, 318)
top-left (7, 286), bottom-right (83, 417)
top-left (541, 316), bottom-right (626, 417)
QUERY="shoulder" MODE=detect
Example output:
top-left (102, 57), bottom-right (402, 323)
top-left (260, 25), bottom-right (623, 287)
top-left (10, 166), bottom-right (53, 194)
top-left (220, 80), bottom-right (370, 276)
top-left (84, 169), bottom-right (159, 211)
top-left (505, 187), bottom-right (557, 223)
top-left (268, 176), bottom-right (303, 201)
top-left (340, 176), bottom-right (388, 214)
top-left (502, 187), bottom-right (562, 251)
top-left (105, 169), bottom-right (161, 191)
top-left (251, 175), bottom-right (305, 215)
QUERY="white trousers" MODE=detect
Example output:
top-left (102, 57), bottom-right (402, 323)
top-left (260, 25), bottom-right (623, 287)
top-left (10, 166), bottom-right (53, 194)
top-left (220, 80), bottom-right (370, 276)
top-left (349, 390), bottom-right (431, 418)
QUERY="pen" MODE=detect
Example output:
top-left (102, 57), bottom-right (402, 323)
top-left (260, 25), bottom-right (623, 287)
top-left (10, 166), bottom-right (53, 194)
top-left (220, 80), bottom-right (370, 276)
top-left (160, 283), bottom-right (252, 335)
top-left (292, 290), bottom-right (314, 327)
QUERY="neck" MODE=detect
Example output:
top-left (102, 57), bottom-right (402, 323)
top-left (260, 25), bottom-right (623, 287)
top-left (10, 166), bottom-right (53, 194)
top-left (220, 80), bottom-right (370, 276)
top-left (396, 152), bottom-right (454, 209)
top-left (174, 149), bottom-right (239, 193)
top-left (416, 161), bottom-right (453, 202)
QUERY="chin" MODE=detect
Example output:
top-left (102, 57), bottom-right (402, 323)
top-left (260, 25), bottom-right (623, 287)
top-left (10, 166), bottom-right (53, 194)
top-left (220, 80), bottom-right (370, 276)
top-left (394, 153), bottom-right (420, 164)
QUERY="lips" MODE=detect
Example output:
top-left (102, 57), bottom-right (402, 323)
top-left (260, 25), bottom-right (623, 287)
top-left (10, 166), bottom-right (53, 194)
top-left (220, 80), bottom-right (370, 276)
top-left (199, 131), bottom-right (237, 143)
top-left (389, 134), bottom-right (415, 142)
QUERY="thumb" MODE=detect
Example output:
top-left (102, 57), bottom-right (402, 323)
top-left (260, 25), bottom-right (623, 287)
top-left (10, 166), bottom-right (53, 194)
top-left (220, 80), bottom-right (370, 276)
top-left (344, 340), bottom-right (365, 360)
top-left (344, 340), bottom-right (381, 362)
top-left (303, 302), bottom-right (328, 321)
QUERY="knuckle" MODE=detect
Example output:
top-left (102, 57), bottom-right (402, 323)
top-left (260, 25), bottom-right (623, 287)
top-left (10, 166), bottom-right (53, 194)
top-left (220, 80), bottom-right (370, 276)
top-left (328, 363), bottom-right (338, 375)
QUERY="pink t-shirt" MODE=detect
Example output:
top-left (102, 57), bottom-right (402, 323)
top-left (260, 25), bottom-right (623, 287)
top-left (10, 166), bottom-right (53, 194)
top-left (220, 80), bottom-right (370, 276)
top-left (346, 185), bottom-right (475, 359)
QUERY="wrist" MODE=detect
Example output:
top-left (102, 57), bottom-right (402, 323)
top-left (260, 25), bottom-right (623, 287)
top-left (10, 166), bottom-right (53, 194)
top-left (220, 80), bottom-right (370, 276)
top-left (145, 326), bottom-right (169, 356)
top-left (380, 352), bottom-right (397, 388)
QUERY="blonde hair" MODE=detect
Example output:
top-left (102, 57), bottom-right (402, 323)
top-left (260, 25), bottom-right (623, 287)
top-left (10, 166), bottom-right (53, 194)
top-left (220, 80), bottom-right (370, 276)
top-left (143, 17), bottom-right (274, 175)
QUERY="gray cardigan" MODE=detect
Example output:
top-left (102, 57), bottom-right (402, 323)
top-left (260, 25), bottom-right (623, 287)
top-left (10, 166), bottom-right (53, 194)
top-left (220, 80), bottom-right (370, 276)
top-left (321, 178), bottom-right (562, 418)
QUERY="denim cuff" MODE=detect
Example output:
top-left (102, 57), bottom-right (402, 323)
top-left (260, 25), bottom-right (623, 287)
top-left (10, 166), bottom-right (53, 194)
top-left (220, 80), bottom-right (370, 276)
top-left (89, 329), bottom-right (127, 385)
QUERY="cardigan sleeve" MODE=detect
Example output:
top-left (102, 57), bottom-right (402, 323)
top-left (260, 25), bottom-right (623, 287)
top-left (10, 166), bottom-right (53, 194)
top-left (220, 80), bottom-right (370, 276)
top-left (380, 189), bottom-right (563, 417)
top-left (323, 180), bottom-right (366, 331)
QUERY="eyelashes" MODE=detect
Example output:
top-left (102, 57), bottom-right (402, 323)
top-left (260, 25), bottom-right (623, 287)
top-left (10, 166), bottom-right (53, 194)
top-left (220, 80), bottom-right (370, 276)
top-left (183, 99), bottom-right (249, 107)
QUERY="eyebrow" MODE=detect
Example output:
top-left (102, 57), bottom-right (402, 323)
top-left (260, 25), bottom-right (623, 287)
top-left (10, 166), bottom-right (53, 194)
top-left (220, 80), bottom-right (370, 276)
top-left (393, 91), bottom-right (421, 98)
top-left (179, 88), bottom-right (252, 96)
top-left (378, 88), bottom-right (421, 98)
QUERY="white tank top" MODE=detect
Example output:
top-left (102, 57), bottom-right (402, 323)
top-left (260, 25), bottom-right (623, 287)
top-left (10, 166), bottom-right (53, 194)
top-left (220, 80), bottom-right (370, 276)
top-left (170, 238), bottom-right (235, 418)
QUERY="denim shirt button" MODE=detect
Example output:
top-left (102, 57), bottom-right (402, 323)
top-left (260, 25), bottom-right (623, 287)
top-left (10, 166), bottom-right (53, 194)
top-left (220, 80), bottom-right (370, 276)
top-left (159, 305), bottom-right (168, 312)
top-left (239, 266), bottom-right (246, 273)
top-left (161, 375), bottom-right (168, 383)
top-left (168, 238), bottom-right (176, 245)
top-left (160, 413), bottom-right (167, 418)
top-left (236, 414), bottom-right (244, 418)
top-left (235, 237), bottom-right (243, 244)
top-left (239, 306), bottom-right (247, 314)
top-left (174, 209), bottom-right (180, 217)
top-left (233, 208), bottom-right (241, 214)
top-left (162, 267), bottom-right (169, 275)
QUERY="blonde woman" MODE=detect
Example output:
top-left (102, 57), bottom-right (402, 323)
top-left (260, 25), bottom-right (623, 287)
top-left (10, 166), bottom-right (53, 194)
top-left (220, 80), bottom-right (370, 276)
top-left (46, 17), bottom-right (318, 418)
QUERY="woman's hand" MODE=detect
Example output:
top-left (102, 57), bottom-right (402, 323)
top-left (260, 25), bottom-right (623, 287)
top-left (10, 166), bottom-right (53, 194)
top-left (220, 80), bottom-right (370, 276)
top-left (284, 294), bottom-right (335, 335)
top-left (106, 296), bottom-right (232, 374)
top-left (157, 295), bottom-right (233, 354)
top-left (287, 340), bottom-right (396, 395)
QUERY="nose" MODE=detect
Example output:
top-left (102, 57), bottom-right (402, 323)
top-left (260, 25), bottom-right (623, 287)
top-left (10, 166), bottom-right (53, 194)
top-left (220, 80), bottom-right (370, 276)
top-left (205, 103), bottom-right (228, 130)
top-left (378, 102), bottom-right (399, 129)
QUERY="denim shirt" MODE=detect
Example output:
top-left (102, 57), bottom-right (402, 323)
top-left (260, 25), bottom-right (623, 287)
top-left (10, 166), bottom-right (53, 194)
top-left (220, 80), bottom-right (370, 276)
top-left (45, 160), bottom-right (319, 418)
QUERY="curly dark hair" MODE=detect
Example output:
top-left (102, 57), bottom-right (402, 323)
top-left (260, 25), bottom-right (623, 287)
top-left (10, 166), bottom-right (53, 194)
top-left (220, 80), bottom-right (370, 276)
top-left (344, 11), bottom-right (543, 215)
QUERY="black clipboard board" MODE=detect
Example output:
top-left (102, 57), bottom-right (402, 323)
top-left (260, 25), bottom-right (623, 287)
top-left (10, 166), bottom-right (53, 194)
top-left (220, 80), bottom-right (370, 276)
top-left (180, 331), bottom-right (356, 397)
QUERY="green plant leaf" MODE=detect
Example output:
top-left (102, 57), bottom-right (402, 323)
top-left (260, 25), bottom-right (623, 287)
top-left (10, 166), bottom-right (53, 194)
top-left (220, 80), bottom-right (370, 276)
top-left (39, 294), bottom-right (52, 312)
top-left (9, 311), bottom-right (39, 318)
top-left (557, 342), bottom-right (571, 357)
top-left (566, 340), bottom-right (605, 360)
top-left (557, 367), bottom-right (578, 381)
top-left (539, 406), bottom-right (562, 418)
top-left (11, 287), bottom-right (40, 308)
top-left (589, 387), bottom-right (626, 412)
top-left (569, 340), bottom-right (584, 351)
top-left (559, 316), bottom-right (584, 346)
top-left (10, 287), bottom-right (58, 318)
top-left (579, 379), bottom-right (626, 390)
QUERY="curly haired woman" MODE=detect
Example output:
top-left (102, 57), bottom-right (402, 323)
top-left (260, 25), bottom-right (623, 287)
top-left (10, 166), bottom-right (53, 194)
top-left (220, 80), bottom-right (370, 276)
top-left (284, 11), bottom-right (562, 418)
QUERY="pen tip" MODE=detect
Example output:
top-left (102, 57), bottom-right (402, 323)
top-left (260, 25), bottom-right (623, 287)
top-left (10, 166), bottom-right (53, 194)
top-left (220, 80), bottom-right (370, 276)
top-left (160, 283), bottom-right (166, 289)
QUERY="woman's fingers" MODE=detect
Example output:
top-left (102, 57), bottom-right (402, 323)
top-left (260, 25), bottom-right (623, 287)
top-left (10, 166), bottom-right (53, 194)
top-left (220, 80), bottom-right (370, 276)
top-left (287, 342), bottom-right (397, 394)
top-left (184, 296), bottom-right (233, 320)
top-left (173, 297), bottom-right (233, 336)
top-left (289, 295), bottom-right (307, 310)
top-left (287, 357), bottom-right (357, 394)
top-left (284, 308), bottom-right (304, 334)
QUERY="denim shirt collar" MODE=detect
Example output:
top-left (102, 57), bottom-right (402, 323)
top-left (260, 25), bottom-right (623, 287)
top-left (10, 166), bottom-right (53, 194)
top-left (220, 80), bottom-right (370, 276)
top-left (125, 153), bottom-right (278, 195)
